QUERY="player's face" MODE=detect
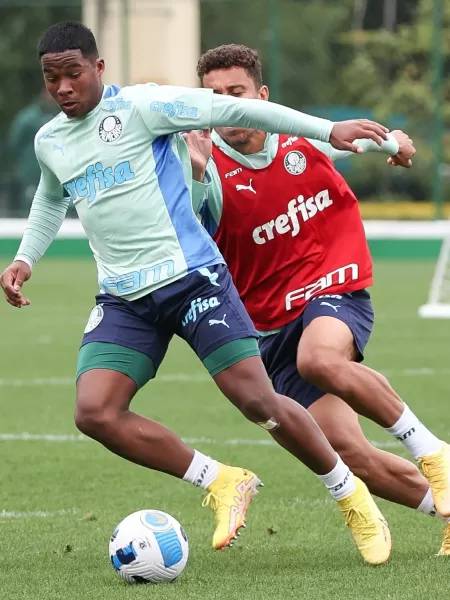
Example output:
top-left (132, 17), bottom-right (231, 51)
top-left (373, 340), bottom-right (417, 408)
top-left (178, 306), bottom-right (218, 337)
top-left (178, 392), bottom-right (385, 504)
top-left (41, 50), bottom-right (105, 118)
top-left (202, 66), bottom-right (269, 148)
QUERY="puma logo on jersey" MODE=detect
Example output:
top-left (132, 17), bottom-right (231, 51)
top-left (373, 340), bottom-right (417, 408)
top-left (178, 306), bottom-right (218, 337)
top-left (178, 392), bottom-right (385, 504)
top-left (53, 143), bottom-right (65, 155)
top-left (198, 267), bottom-right (220, 287)
top-left (252, 189), bottom-right (333, 245)
top-left (236, 179), bottom-right (256, 194)
top-left (209, 314), bottom-right (229, 328)
top-left (320, 302), bottom-right (341, 312)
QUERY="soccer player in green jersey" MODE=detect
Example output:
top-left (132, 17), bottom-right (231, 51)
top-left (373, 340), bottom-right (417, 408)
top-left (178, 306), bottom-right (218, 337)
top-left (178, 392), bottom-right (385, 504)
top-left (1, 22), bottom-right (395, 562)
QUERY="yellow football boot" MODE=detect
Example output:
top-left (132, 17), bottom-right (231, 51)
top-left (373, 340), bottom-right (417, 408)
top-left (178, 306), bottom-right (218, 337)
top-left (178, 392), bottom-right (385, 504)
top-left (437, 522), bottom-right (450, 556)
top-left (202, 465), bottom-right (262, 550)
top-left (338, 477), bottom-right (391, 565)
top-left (419, 444), bottom-right (450, 518)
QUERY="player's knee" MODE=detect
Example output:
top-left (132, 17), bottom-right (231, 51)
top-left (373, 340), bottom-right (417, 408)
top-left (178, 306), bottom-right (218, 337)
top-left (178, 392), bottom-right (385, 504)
top-left (298, 351), bottom-right (348, 390)
top-left (218, 360), bottom-right (279, 421)
top-left (233, 382), bottom-right (280, 422)
top-left (75, 396), bottom-right (116, 439)
top-left (235, 389), bottom-right (278, 422)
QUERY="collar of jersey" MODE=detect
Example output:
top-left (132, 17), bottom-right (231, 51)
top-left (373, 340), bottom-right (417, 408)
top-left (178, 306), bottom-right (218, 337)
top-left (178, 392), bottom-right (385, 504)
top-left (211, 130), bottom-right (279, 170)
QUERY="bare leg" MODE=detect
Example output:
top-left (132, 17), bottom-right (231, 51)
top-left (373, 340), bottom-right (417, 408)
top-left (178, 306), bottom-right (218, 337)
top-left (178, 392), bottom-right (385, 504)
top-left (298, 316), bottom-right (404, 427)
top-left (309, 394), bottom-right (429, 508)
top-left (75, 369), bottom-right (194, 477)
top-left (214, 356), bottom-right (339, 475)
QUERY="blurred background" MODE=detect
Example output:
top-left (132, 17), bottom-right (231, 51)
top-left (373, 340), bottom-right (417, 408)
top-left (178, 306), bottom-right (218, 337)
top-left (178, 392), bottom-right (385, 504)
top-left (0, 0), bottom-right (448, 220)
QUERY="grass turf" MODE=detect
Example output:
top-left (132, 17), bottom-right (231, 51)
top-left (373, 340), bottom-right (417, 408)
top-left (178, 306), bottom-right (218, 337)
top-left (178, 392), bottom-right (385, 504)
top-left (0, 258), bottom-right (449, 599)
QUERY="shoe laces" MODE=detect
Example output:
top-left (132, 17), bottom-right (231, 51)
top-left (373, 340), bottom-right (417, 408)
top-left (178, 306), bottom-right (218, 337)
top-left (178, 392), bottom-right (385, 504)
top-left (202, 492), bottom-right (219, 511)
top-left (202, 491), bottom-right (237, 530)
top-left (440, 523), bottom-right (450, 554)
top-left (420, 452), bottom-right (447, 488)
top-left (343, 507), bottom-right (379, 541)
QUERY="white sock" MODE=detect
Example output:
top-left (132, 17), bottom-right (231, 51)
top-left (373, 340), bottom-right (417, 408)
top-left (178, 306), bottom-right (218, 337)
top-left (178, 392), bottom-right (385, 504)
top-left (182, 450), bottom-right (219, 489)
top-left (417, 489), bottom-right (450, 522)
top-left (417, 489), bottom-right (437, 517)
top-left (385, 404), bottom-right (443, 460)
top-left (318, 455), bottom-right (356, 501)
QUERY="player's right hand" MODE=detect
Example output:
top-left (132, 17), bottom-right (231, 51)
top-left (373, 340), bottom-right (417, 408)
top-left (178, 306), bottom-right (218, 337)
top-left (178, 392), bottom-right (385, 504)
top-left (330, 119), bottom-right (389, 153)
top-left (0, 260), bottom-right (32, 308)
top-left (386, 130), bottom-right (416, 168)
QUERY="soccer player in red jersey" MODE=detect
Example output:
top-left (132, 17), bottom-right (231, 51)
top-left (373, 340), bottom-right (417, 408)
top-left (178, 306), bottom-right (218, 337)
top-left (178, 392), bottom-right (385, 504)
top-left (190, 44), bottom-right (450, 556)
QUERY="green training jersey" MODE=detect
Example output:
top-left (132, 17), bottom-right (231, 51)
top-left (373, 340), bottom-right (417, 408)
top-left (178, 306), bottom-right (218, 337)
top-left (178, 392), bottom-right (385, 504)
top-left (16, 85), bottom-right (336, 299)
top-left (26, 84), bottom-right (222, 299)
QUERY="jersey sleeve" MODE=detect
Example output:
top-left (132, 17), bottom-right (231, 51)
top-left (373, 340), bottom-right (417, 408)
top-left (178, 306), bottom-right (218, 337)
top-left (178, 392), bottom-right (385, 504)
top-left (133, 84), bottom-right (214, 137)
top-left (15, 138), bottom-right (69, 267)
top-left (307, 134), bottom-right (400, 161)
top-left (133, 84), bottom-right (333, 142)
top-left (210, 94), bottom-right (333, 142)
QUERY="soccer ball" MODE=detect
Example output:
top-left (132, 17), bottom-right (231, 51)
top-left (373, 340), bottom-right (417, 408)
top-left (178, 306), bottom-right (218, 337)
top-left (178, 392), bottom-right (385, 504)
top-left (109, 509), bottom-right (189, 584)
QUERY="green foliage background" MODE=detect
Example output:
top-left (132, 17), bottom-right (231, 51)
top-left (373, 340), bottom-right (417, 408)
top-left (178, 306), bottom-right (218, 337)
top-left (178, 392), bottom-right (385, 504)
top-left (0, 0), bottom-right (448, 211)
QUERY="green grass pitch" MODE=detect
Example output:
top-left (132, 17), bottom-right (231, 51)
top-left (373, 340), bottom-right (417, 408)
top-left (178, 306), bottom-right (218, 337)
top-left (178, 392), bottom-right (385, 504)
top-left (0, 258), bottom-right (449, 599)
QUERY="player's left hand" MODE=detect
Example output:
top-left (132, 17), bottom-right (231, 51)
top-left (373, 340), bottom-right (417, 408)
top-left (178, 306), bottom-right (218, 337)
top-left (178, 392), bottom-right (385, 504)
top-left (330, 119), bottom-right (389, 153)
top-left (182, 129), bottom-right (212, 181)
top-left (387, 130), bottom-right (416, 168)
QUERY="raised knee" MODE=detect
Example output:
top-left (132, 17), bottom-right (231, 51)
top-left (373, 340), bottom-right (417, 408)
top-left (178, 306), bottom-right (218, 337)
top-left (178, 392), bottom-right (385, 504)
top-left (237, 398), bottom-right (260, 421)
top-left (298, 352), bottom-right (343, 386)
top-left (238, 392), bottom-right (279, 423)
top-left (75, 399), bottom-right (115, 438)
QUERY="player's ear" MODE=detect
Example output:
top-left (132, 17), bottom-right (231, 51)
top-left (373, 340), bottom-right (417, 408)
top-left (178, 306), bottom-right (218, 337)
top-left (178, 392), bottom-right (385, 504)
top-left (95, 58), bottom-right (105, 77)
top-left (259, 85), bottom-right (269, 101)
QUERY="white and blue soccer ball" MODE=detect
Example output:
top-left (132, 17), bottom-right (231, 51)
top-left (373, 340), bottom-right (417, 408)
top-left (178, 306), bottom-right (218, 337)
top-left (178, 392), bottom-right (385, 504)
top-left (109, 509), bottom-right (189, 584)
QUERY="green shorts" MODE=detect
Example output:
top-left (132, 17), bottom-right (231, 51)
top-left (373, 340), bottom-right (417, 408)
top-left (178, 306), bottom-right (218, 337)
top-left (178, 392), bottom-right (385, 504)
top-left (77, 337), bottom-right (260, 388)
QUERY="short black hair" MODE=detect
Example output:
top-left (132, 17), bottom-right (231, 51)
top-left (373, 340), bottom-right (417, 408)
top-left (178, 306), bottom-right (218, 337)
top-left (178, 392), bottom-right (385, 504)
top-left (197, 44), bottom-right (263, 88)
top-left (37, 21), bottom-right (98, 59)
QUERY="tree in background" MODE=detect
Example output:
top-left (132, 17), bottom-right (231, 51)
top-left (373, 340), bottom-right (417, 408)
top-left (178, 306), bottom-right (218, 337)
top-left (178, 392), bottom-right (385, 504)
top-left (0, 1), bottom-right (81, 215)
top-left (201, 0), bottom-right (448, 202)
top-left (338, 0), bottom-right (449, 200)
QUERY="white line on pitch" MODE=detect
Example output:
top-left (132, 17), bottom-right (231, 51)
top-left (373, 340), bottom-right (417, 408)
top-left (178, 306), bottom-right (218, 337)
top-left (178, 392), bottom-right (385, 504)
top-left (1, 368), bottom-right (450, 388)
top-left (0, 508), bottom-right (78, 520)
top-left (0, 432), bottom-right (404, 450)
top-left (0, 373), bottom-right (211, 387)
top-left (0, 433), bottom-right (86, 442)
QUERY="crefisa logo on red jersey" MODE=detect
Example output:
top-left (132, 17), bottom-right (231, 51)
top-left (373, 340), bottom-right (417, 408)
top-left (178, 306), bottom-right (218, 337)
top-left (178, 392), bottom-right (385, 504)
top-left (284, 150), bottom-right (306, 175)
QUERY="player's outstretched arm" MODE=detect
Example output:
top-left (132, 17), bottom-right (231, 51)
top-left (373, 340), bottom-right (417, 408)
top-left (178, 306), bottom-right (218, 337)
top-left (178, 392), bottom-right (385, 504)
top-left (139, 85), bottom-right (387, 151)
top-left (0, 260), bottom-right (31, 308)
top-left (209, 94), bottom-right (389, 152)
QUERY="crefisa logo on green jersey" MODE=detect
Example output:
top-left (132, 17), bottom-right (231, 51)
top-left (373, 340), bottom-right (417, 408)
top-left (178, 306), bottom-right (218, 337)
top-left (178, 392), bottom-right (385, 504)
top-left (150, 100), bottom-right (199, 119)
top-left (63, 161), bottom-right (135, 204)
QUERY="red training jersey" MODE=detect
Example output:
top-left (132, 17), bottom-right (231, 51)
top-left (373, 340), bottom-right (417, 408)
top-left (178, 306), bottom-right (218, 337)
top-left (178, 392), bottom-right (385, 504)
top-left (212, 135), bottom-right (373, 331)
